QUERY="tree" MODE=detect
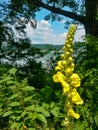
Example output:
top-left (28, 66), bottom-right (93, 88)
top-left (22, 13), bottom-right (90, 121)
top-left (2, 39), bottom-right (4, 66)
top-left (28, 0), bottom-right (98, 37)
top-left (4, 0), bottom-right (97, 37)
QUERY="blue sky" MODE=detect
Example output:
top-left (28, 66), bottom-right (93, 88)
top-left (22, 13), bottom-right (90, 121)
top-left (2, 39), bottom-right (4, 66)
top-left (36, 9), bottom-right (66, 34)
top-left (0, 0), bottom-right (85, 44)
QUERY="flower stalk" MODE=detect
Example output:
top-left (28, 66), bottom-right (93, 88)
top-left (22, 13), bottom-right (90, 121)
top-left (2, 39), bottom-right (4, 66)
top-left (53, 24), bottom-right (83, 130)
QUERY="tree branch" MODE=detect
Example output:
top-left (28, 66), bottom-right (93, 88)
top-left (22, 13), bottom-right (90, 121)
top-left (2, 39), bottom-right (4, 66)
top-left (26, 0), bottom-right (86, 24)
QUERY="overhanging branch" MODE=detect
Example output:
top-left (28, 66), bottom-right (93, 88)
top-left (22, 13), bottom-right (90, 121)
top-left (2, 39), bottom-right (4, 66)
top-left (26, 0), bottom-right (86, 24)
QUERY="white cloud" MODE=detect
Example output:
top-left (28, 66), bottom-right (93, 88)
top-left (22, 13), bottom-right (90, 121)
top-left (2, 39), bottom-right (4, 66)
top-left (25, 20), bottom-right (66, 45)
top-left (25, 20), bottom-right (85, 45)
top-left (75, 25), bottom-right (85, 42)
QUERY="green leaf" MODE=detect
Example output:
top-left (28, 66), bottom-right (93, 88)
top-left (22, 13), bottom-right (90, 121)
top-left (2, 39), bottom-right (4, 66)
top-left (0, 103), bottom-right (3, 108)
top-left (10, 102), bottom-right (20, 107)
top-left (21, 86), bottom-right (35, 92)
top-left (10, 122), bottom-right (21, 129)
top-left (32, 112), bottom-right (38, 120)
top-left (35, 106), bottom-right (43, 112)
top-left (25, 105), bottom-right (35, 111)
top-left (42, 110), bottom-right (50, 117)
top-left (35, 106), bottom-right (50, 117)
top-left (28, 128), bottom-right (36, 130)
top-left (0, 109), bottom-right (3, 116)
top-left (9, 68), bottom-right (17, 75)
top-left (3, 111), bottom-right (13, 117)
top-left (15, 110), bottom-right (22, 114)
top-left (9, 93), bottom-right (19, 100)
top-left (50, 108), bottom-right (58, 117)
top-left (50, 102), bottom-right (55, 108)
top-left (6, 80), bottom-right (15, 84)
top-left (0, 76), bottom-right (13, 83)
top-left (37, 113), bottom-right (47, 125)
top-left (94, 115), bottom-right (98, 126)
top-left (24, 96), bottom-right (32, 102)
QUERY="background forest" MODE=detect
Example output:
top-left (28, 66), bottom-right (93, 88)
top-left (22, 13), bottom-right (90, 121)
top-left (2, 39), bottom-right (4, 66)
top-left (0, 0), bottom-right (98, 130)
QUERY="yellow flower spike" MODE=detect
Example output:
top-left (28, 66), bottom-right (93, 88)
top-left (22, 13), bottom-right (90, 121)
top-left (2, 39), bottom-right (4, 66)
top-left (53, 24), bottom-right (83, 129)
top-left (68, 107), bottom-right (80, 119)
top-left (70, 73), bottom-right (81, 87)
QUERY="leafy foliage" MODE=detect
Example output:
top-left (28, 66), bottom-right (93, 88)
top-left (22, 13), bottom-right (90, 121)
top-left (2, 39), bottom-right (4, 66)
top-left (72, 36), bottom-right (98, 129)
top-left (0, 67), bottom-right (66, 130)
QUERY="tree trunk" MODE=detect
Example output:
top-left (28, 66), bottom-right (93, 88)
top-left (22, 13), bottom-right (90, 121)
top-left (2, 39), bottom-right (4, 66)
top-left (84, 0), bottom-right (98, 37)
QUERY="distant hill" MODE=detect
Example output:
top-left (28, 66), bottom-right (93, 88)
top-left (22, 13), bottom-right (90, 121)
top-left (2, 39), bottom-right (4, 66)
top-left (31, 44), bottom-right (63, 50)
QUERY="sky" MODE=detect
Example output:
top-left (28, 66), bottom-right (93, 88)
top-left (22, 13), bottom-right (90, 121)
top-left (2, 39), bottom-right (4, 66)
top-left (0, 0), bottom-right (85, 45)
top-left (25, 9), bottom-right (85, 45)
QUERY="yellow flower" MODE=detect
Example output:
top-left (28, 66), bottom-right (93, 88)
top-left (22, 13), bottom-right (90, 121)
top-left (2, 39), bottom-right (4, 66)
top-left (53, 74), bottom-right (59, 83)
top-left (63, 118), bottom-right (69, 126)
top-left (69, 48), bottom-right (73, 53)
top-left (61, 81), bottom-right (70, 93)
top-left (57, 61), bottom-right (63, 67)
top-left (66, 51), bottom-right (70, 56)
top-left (55, 66), bottom-right (61, 70)
top-left (71, 68), bottom-right (74, 72)
top-left (68, 57), bottom-right (73, 62)
top-left (70, 73), bottom-right (81, 87)
top-left (70, 88), bottom-right (83, 105)
top-left (70, 63), bottom-right (75, 72)
top-left (62, 60), bottom-right (67, 65)
top-left (53, 71), bottom-right (65, 83)
top-left (71, 63), bottom-right (75, 67)
top-left (65, 68), bottom-right (72, 74)
top-left (68, 107), bottom-right (80, 119)
top-left (69, 38), bottom-right (73, 42)
top-left (61, 54), bottom-right (65, 59)
top-left (66, 44), bottom-right (71, 48)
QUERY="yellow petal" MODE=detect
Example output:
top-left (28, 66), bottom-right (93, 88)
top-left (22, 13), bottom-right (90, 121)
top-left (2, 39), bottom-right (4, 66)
top-left (70, 89), bottom-right (83, 104)
top-left (65, 68), bottom-right (72, 74)
top-left (68, 57), bottom-right (73, 62)
top-left (53, 74), bottom-right (59, 83)
top-left (62, 60), bottom-right (67, 65)
top-left (55, 66), bottom-right (61, 70)
top-left (57, 61), bottom-right (63, 67)
top-left (68, 107), bottom-right (80, 119)
top-left (70, 80), bottom-right (81, 87)
top-left (70, 73), bottom-right (81, 87)
top-left (66, 51), bottom-right (70, 56)
top-left (70, 73), bottom-right (80, 80)
top-left (61, 81), bottom-right (70, 93)
top-left (61, 54), bottom-right (65, 59)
